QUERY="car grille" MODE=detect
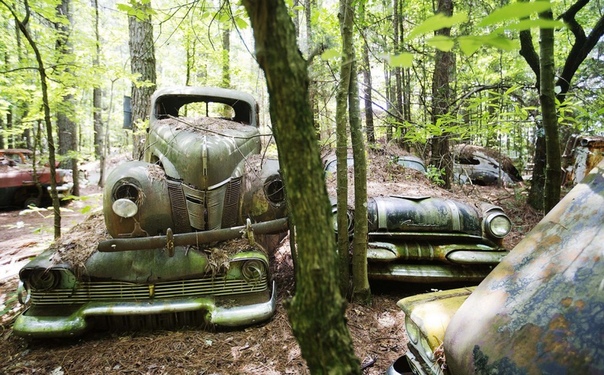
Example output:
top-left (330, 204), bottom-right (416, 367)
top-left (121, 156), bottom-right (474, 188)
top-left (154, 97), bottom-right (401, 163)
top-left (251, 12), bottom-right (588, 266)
top-left (30, 274), bottom-right (268, 305)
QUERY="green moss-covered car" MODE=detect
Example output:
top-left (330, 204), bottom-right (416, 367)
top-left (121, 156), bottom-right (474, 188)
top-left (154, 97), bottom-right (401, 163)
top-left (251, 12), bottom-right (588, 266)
top-left (14, 87), bottom-right (288, 338)
top-left (389, 159), bottom-right (604, 375)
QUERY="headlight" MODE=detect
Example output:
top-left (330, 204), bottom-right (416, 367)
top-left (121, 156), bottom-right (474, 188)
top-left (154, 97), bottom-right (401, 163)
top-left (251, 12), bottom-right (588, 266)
top-left (484, 213), bottom-right (512, 238)
top-left (405, 316), bottom-right (420, 344)
top-left (242, 260), bottom-right (265, 282)
top-left (112, 198), bottom-right (138, 218)
top-left (27, 270), bottom-right (61, 291)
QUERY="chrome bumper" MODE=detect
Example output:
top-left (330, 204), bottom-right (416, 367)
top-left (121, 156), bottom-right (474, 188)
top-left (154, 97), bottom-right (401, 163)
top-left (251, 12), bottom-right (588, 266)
top-left (13, 281), bottom-right (276, 338)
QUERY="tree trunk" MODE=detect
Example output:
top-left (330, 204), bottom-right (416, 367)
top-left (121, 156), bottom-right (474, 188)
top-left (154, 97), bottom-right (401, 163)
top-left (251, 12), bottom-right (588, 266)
top-left (128, 1), bottom-right (156, 159)
top-left (92, 0), bottom-right (104, 187)
top-left (335, 0), bottom-right (351, 296)
top-left (56, 0), bottom-right (80, 196)
top-left (539, 2), bottom-right (561, 211)
top-left (339, 0), bottom-right (370, 304)
top-left (221, 19), bottom-right (230, 89)
top-left (349, 53), bottom-right (370, 305)
top-left (430, 0), bottom-right (454, 189)
top-left (242, 0), bottom-right (360, 372)
top-left (362, 42), bottom-right (375, 144)
top-left (8, 2), bottom-right (62, 238)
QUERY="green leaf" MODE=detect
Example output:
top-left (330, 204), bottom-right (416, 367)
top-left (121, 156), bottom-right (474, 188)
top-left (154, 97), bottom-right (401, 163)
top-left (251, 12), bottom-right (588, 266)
top-left (483, 34), bottom-right (517, 50)
top-left (408, 13), bottom-right (468, 40)
top-left (478, 2), bottom-right (552, 27)
top-left (320, 48), bottom-right (341, 60)
top-left (426, 36), bottom-right (455, 51)
top-left (234, 17), bottom-right (249, 29)
top-left (501, 19), bottom-right (566, 32)
top-left (389, 53), bottom-right (414, 68)
top-left (457, 36), bottom-right (484, 55)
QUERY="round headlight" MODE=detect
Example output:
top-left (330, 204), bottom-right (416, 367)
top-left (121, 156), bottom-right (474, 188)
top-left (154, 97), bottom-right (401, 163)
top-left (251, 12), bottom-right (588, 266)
top-left (405, 316), bottom-right (419, 344)
top-left (112, 198), bottom-right (138, 218)
top-left (486, 213), bottom-right (512, 238)
top-left (242, 260), bottom-right (265, 282)
top-left (28, 270), bottom-right (60, 291)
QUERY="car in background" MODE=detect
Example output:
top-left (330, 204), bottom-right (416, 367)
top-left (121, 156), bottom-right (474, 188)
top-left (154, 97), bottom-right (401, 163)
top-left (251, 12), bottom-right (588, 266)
top-left (13, 87), bottom-right (289, 338)
top-left (323, 153), bottom-right (427, 175)
top-left (0, 148), bottom-right (73, 208)
top-left (389, 158), bottom-right (604, 374)
top-left (562, 134), bottom-right (604, 186)
top-left (452, 144), bottom-right (523, 186)
top-left (323, 152), bottom-right (512, 283)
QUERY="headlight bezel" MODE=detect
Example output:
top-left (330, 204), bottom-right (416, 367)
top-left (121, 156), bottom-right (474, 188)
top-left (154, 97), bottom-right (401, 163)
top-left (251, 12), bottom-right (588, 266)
top-left (484, 212), bottom-right (512, 239)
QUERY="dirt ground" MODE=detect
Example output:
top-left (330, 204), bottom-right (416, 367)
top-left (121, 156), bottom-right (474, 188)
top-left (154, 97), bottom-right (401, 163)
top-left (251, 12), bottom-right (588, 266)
top-left (0, 164), bottom-right (542, 375)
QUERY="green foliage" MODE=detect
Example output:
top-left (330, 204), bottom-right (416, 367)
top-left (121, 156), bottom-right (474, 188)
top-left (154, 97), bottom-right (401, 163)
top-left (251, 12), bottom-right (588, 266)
top-left (426, 165), bottom-right (446, 185)
top-left (117, 0), bottom-right (156, 20)
top-left (405, 1), bottom-right (565, 56)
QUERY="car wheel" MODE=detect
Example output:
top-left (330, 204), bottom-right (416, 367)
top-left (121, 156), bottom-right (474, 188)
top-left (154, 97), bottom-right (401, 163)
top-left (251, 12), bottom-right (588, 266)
top-left (24, 196), bottom-right (41, 208)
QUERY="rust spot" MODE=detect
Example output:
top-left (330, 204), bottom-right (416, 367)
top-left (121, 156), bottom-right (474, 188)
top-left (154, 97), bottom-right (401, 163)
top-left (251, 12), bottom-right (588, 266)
top-left (560, 297), bottom-right (573, 308)
top-left (574, 299), bottom-right (586, 310)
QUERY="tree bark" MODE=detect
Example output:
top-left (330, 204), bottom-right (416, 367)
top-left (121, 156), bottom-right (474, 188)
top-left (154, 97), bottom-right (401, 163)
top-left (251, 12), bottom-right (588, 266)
top-left (55, 0), bottom-right (80, 196)
top-left (128, 1), bottom-right (156, 159)
top-left (362, 42), bottom-right (375, 144)
top-left (430, 0), bottom-right (454, 189)
top-left (92, 0), bottom-right (104, 187)
top-left (242, 0), bottom-right (360, 372)
top-left (335, 0), bottom-right (351, 295)
top-left (539, 2), bottom-right (561, 211)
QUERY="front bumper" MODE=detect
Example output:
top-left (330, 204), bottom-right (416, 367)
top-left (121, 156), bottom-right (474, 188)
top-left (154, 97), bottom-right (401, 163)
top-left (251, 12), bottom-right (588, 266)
top-left (13, 281), bottom-right (277, 338)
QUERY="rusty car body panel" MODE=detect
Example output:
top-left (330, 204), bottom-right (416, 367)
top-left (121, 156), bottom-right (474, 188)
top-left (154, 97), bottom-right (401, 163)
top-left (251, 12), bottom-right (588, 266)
top-left (390, 158), bottom-right (604, 374)
top-left (14, 87), bottom-right (288, 338)
top-left (0, 148), bottom-right (73, 208)
top-left (562, 134), bottom-right (604, 186)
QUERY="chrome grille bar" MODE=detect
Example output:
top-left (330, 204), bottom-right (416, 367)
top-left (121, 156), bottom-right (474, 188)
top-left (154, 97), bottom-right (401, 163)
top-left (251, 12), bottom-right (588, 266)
top-left (31, 275), bottom-right (268, 305)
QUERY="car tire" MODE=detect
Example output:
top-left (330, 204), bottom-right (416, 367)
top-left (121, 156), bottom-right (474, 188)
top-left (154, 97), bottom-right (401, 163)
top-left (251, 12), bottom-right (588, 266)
top-left (24, 196), bottom-right (41, 208)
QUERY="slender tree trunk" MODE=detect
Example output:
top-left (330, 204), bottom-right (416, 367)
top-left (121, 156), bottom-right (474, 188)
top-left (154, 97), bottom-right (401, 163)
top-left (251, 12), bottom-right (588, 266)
top-left (6, 0), bottom-right (62, 238)
top-left (92, 0), bottom-right (104, 187)
top-left (362, 42), bottom-right (375, 144)
top-left (336, 0), bottom-right (352, 295)
top-left (430, 0), bottom-right (454, 189)
top-left (221, 20), bottom-right (230, 89)
top-left (128, 1), bottom-right (156, 159)
top-left (242, 0), bottom-right (360, 372)
top-left (349, 53), bottom-right (370, 305)
top-left (56, 0), bottom-right (80, 196)
top-left (539, 2), bottom-right (561, 211)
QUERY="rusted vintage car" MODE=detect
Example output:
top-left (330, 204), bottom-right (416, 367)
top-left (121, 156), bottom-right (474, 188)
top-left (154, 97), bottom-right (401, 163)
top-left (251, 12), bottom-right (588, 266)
top-left (562, 134), bottom-right (604, 186)
top-left (453, 144), bottom-right (523, 186)
top-left (324, 153), bottom-right (512, 283)
top-left (13, 87), bottom-right (288, 338)
top-left (0, 148), bottom-right (73, 208)
top-left (389, 159), bottom-right (604, 374)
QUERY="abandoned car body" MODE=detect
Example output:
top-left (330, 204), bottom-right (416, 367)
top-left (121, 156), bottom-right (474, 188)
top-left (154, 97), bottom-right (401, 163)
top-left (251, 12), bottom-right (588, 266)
top-left (324, 153), bottom-right (512, 283)
top-left (389, 159), bottom-right (604, 374)
top-left (0, 148), bottom-right (73, 208)
top-left (14, 87), bottom-right (288, 338)
top-left (562, 134), bottom-right (604, 186)
top-left (452, 144), bottom-right (523, 186)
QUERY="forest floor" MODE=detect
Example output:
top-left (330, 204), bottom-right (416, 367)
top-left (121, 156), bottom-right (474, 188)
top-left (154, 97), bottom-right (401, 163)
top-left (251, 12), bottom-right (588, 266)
top-left (0, 160), bottom-right (543, 375)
